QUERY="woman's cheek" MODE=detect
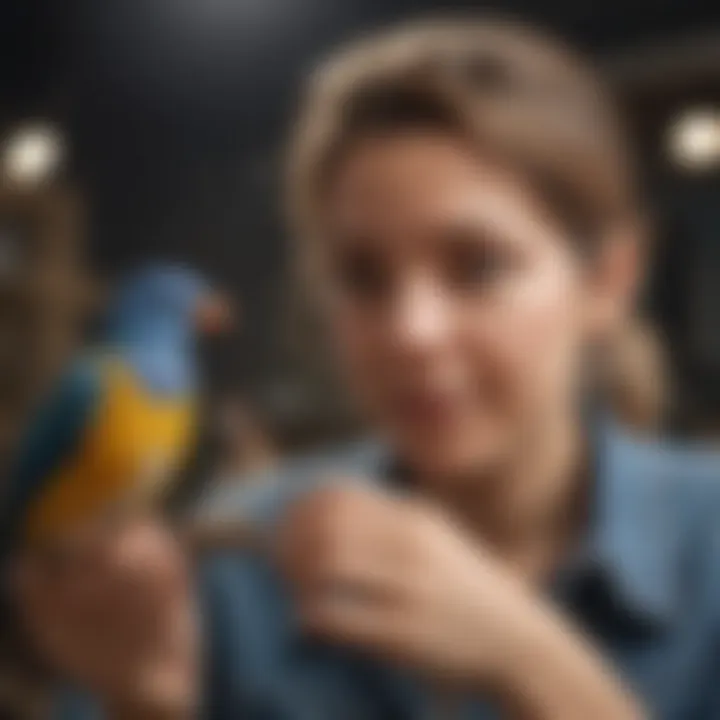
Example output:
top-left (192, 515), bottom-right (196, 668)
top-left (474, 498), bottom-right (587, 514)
top-left (512, 274), bottom-right (585, 411)
top-left (332, 313), bottom-right (388, 398)
top-left (478, 269), bottom-right (582, 418)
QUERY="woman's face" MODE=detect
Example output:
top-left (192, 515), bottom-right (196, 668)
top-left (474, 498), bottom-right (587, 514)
top-left (318, 132), bottom-right (634, 479)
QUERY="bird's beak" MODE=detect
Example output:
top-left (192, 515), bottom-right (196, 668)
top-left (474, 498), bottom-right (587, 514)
top-left (195, 293), bottom-right (235, 335)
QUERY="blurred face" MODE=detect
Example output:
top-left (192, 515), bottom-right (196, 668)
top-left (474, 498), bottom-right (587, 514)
top-left (316, 132), bottom-right (635, 479)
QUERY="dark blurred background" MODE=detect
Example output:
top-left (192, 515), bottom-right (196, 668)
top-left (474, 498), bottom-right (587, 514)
top-left (2, 0), bottom-right (720, 452)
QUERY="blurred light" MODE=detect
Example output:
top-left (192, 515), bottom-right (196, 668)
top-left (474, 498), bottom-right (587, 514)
top-left (668, 108), bottom-right (720, 171)
top-left (2, 124), bottom-right (65, 186)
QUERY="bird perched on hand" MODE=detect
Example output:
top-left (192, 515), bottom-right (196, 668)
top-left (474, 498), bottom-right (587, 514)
top-left (0, 263), bottom-right (232, 552)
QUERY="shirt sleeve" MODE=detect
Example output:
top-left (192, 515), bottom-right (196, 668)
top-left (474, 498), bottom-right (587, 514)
top-left (198, 551), bottom-right (401, 720)
top-left (51, 688), bottom-right (101, 720)
top-left (690, 480), bottom-right (720, 719)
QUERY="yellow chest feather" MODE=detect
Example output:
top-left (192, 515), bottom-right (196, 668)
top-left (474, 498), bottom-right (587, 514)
top-left (25, 360), bottom-right (196, 543)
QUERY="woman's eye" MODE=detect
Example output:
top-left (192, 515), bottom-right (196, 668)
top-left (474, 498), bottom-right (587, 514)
top-left (333, 248), bottom-right (391, 303)
top-left (443, 239), bottom-right (514, 291)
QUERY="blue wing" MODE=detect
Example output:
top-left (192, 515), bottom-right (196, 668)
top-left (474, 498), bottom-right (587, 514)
top-left (0, 357), bottom-right (102, 551)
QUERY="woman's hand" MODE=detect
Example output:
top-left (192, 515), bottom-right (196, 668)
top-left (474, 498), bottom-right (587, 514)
top-left (277, 483), bottom-right (536, 687)
top-left (277, 484), bottom-right (645, 719)
top-left (11, 518), bottom-right (199, 720)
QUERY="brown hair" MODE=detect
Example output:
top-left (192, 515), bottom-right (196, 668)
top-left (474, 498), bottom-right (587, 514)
top-left (286, 17), bottom-right (640, 255)
top-left (604, 320), bottom-right (668, 432)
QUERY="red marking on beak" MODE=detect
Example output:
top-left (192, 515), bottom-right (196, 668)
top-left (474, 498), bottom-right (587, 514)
top-left (195, 294), bottom-right (235, 334)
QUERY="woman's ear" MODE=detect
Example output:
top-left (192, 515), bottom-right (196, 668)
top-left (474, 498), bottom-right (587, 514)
top-left (585, 219), bottom-right (646, 342)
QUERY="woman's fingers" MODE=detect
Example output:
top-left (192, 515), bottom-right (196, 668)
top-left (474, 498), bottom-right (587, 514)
top-left (277, 483), bottom-right (411, 601)
top-left (299, 590), bottom-right (397, 644)
top-left (276, 483), bottom-right (438, 663)
top-left (10, 517), bottom-right (199, 712)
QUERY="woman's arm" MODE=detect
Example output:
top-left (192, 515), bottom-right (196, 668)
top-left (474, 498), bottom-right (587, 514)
top-left (495, 602), bottom-right (645, 720)
top-left (278, 485), bottom-right (646, 720)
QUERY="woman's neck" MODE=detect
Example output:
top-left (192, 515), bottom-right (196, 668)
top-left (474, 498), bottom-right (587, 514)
top-left (420, 415), bottom-right (587, 583)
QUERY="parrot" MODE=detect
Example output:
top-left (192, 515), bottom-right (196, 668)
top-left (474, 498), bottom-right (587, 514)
top-left (0, 263), bottom-right (232, 554)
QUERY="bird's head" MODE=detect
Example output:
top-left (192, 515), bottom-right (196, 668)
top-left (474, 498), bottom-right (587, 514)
top-left (107, 264), bottom-right (234, 347)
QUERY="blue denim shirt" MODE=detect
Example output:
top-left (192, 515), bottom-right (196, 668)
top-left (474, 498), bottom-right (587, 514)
top-left (58, 424), bottom-right (720, 719)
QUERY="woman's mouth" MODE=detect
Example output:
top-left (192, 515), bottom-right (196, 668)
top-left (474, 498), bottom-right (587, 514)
top-left (389, 388), bottom-right (466, 430)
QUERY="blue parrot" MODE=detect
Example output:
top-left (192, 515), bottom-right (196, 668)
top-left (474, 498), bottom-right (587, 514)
top-left (0, 263), bottom-right (231, 551)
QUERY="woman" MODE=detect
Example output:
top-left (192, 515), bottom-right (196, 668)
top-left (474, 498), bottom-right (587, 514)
top-left (14, 18), bottom-right (720, 720)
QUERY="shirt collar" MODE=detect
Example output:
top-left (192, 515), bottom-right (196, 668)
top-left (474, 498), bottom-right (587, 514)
top-left (581, 420), bottom-right (682, 630)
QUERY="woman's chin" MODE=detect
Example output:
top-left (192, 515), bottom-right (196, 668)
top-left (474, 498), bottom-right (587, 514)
top-left (394, 427), bottom-right (509, 482)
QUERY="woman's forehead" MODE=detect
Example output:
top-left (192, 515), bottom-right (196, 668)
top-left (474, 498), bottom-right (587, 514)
top-left (323, 135), bottom-right (563, 253)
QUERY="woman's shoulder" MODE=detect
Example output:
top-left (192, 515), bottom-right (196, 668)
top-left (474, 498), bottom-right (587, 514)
top-left (611, 430), bottom-right (720, 589)
top-left (194, 439), bottom-right (387, 529)
top-left (609, 427), bottom-right (720, 522)
top-left (620, 430), bottom-right (720, 497)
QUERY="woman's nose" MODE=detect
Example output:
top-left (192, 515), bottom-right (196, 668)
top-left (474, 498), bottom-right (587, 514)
top-left (389, 276), bottom-right (452, 354)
